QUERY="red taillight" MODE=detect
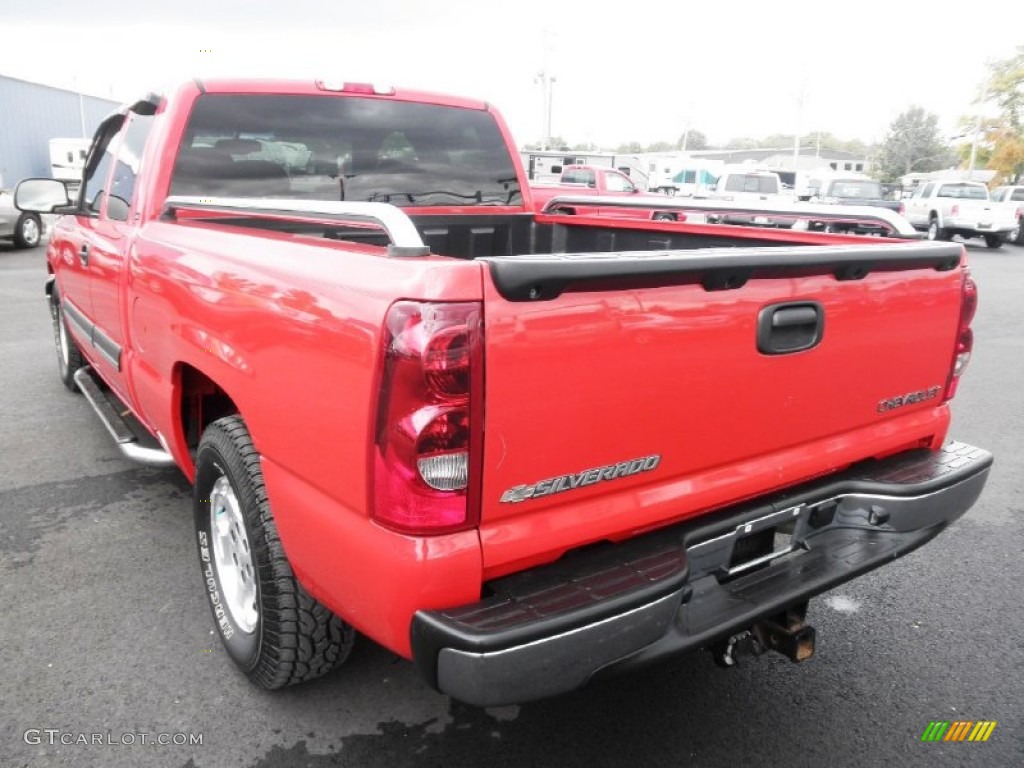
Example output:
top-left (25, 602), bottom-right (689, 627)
top-left (898, 202), bottom-right (905, 217)
top-left (943, 270), bottom-right (977, 402)
top-left (950, 204), bottom-right (959, 217)
top-left (371, 301), bottom-right (483, 534)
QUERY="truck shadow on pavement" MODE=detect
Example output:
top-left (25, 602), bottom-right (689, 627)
top-left (237, 647), bottom-right (846, 768)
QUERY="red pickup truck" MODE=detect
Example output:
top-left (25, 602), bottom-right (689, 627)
top-left (16, 79), bottom-right (991, 707)
top-left (529, 164), bottom-right (682, 220)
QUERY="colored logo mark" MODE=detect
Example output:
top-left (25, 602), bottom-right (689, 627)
top-left (921, 721), bottom-right (997, 742)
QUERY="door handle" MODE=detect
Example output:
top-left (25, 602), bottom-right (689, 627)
top-left (772, 306), bottom-right (818, 328)
top-left (757, 302), bottom-right (824, 354)
top-left (79, 244), bottom-right (90, 266)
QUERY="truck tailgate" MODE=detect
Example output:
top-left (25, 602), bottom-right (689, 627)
top-left (477, 243), bottom-right (965, 575)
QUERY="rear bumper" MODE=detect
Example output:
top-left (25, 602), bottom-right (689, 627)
top-left (411, 442), bottom-right (992, 707)
top-left (945, 217), bottom-right (1015, 234)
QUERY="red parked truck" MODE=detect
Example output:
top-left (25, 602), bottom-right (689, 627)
top-left (529, 163), bottom-right (683, 220)
top-left (16, 79), bottom-right (991, 707)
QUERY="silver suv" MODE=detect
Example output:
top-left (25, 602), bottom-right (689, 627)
top-left (0, 187), bottom-right (43, 249)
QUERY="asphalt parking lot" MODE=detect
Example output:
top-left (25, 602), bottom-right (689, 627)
top-left (2, 239), bottom-right (1022, 768)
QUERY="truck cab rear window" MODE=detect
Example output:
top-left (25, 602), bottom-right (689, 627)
top-left (169, 94), bottom-right (522, 207)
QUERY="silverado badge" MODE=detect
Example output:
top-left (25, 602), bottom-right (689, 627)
top-left (500, 455), bottom-right (661, 504)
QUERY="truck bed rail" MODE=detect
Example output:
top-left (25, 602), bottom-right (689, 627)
top-left (540, 195), bottom-right (921, 238)
top-left (163, 196), bottom-right (431, 256)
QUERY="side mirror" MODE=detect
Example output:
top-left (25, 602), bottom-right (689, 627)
top-left (15, 178), bottom-right (72, 213)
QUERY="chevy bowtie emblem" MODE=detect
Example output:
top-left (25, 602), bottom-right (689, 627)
top-left (500, 455), bottom-right (661, 504)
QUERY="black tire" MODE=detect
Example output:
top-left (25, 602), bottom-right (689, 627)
top-left (193, 415), bottom-right (354, 689)
top-left (1012, 218), bottom-right (1023, 246)
top-left (926, 217), bottom-right (948, 241)
top-left (13, 213), bottom-right (42, 249)
top-left (984, 234), bottom-right (1003, 249)
top-left (50, 284), bottom-right (85, 392)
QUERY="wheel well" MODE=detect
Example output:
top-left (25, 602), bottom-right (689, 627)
top-left (178, 364), bottom-right (239, 452)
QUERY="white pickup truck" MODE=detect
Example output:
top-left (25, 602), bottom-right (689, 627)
top-left (903, 179), bottom-right (1017, 248)
top-left (991, 185), bottom-right (1024, 245)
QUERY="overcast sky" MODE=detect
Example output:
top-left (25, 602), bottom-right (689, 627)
top-left (1, 1), bottom-right (1019, 148)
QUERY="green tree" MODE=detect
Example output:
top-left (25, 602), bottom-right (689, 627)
top-left (978, 47), bottom-right (1024, 182)
top-left (724, 137), bottom-right (760, 149)
top-left (876, 106), bottom-right (953, 182)
top-left (644, 141), bottom-right (674, 152)
top-left (615, 141), bottom-right (644, 154)
top-left (986, 46), bottom-right (1024, 131)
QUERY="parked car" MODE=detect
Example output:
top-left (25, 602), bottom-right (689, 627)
top-left (16, 78), bottom-right (991, 707)
top-left (807, 177), bottom-right (905, 234)
top-left (903, 180), bottom-right (1016, 248)
top-left (0, 187), bottom-right (43, 248)
top-left (707, 168), bottom-right (793, 226)
top-left (529, 164), bottom-right (681, 220)
top-left (990, 185), bottom-right (1024, 245)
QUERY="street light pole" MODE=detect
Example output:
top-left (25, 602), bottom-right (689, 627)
top-left (534, 71), bottom-right (556, 150)
top-left (967, 85), bottom-right (988, 179)
top-left (547, 75), bottom-right (556, 148)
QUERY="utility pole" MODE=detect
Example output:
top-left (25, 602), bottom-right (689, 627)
top-left (967, 84), bottom-right (988, 179)
top-left (793, 83), bottom-right (806, 166)
top-left (534, 30), bottom-right (558, 150)
top-left (534, 72), bottom-right (556, 150)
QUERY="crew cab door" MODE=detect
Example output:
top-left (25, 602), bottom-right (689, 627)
top-left (66, 112), bottom-right (154, 401)
top-left (598, 170), bottom-right (653, 219)
top-left (82, 114), bottom-right (155, 399)
top-left (903, 182), bottom-right (932, 226)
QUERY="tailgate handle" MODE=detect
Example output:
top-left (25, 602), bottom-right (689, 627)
top-left (758, 302), bottom-right (824, 355)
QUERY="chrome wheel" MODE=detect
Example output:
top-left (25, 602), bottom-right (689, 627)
top-left (209, 475), bottom-right (258, 634)
top-left (20, 216), bottom-right (40, 247)
top-left (927, 220), bottom-right (938, 240)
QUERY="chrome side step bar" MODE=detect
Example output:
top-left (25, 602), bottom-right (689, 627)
top-left (73, 367), bottom-right (176, 467)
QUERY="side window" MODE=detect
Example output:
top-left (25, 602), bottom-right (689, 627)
top-left (80, 139), bottom-right (115, 215)
top-left (920, 183), bottom-right (935, 198)
top-left (1012, 189), bottom-right (1024, 202)
top-left (107, 115), bottom-right (155, 222)
top-left (604, 173), bottom-right (635, 192)
top-left (683, 170), bottom-right (696, 184)
top-left (724, 175), bottom-right (744, 192)
top-left (563, 169), bottom-right (597, 187)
